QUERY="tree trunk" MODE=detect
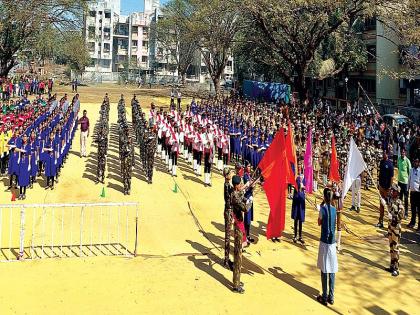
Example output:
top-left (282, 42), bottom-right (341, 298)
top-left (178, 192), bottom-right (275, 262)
top-left (181, 72), bottom-right (186, 85)
top-left (0, 57), bottom-right (16, 77)
top-left (294, 68), bottom-right (308, 102)
top-left (212, 76), bottom-right (221, 97)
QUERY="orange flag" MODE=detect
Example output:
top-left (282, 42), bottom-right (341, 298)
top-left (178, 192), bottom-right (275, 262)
top-left (285, 121), bottom-right (298, 188)
top-left (329, 135), bottom-right (340, 183)
top-left (286, 121), bottom-right (298, 169)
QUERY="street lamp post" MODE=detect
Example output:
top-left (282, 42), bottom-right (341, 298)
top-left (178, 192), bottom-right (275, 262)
top-left (345, 77), bottom-right (348, 100)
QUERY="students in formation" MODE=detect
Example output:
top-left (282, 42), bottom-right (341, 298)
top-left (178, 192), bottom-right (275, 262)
top-left (0, 89), bottom-right (79, 197)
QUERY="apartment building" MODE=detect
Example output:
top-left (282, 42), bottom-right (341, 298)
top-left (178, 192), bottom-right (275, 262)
top-left (84, 0), bottom-right (235, 84)
top-left (84, 0), bottom-right (121, 74)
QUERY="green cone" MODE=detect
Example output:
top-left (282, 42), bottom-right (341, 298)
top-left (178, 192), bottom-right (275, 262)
top-left (100, 187), bottom-right (106, 198)
top-left (172, 183), bottom-right (178, 193)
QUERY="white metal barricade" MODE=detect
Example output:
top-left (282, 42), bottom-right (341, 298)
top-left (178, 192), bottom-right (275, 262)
top-left (0, 203), bottom-right (139, 262)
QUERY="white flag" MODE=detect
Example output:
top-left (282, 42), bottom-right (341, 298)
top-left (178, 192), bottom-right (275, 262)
top-left (342, 138), bottom-right (367, 201)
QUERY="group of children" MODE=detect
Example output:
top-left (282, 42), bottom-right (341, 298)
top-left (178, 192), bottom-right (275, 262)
top-left (1, 94), bottom-right (78, 199)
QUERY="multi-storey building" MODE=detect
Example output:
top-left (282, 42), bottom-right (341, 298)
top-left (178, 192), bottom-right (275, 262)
top-left (84, 0), bottom-right (121, 74)
top-left (84, 0), bottom-right (235, 84)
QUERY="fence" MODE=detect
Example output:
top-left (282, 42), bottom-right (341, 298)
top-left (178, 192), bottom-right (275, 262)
top-left (0, 202), bottom-right (139, 262)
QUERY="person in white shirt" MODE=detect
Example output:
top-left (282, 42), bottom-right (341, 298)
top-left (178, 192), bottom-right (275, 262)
top-left (170, 125), bottom-right (180, 176)
top-left (407, 158), bottom-right (419, 230)
top-left (351, 175), bottom-right (361, 213)
top-left (203, 125), bottom-right (214, 186)
top-left (194, 126), bottom-right (204, 176)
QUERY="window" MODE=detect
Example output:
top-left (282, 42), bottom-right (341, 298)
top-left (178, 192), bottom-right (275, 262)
top-left (118, 39), bottom-right (128, 49)
top-left (104, 43), bottom-right (110, 53)
top-left (101, 59), bottom-right (111, 67)
top-left (89, 11), bottom-right (96, 17)
top-left (88, 42), bottom-right (95, 52)
top-left (359, 78), bottom-right (376, 93)
top-left (98, 11), bottom-right (102, 15)
top-left (132, 40), bottom-right (138, 47)
top-left (89, 58), bottom-right (96, 67)
top-left (142, 56), bottom-right (148, 63)
top-left (367, 45), bottom-right (376, 63)
top-left (104, 11), bottom-right (111, 19)
top-left (88, 26), bottom-right (95, 39)
top-left (104, 27), bottom-right (111, 40)
top-left (143, 27), bottom-right (149, 35)
top-left (118, 55), bottom-right (127, 62)
top-left (142, 41), bottom-right (148, 48)
top-left (132, 26), bottom-right (138, 33)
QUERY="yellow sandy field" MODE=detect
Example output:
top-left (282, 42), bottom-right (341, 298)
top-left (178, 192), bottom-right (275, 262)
top-left (0, 84), bottom-right (418, 315)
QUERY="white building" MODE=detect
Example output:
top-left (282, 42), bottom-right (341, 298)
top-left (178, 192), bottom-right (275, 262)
top-left (85, 0), bottom-right (121, 74)
top-left (83, 0), bottom-right (234, 84)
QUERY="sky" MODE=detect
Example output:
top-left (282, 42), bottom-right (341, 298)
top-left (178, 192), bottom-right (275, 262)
top-left (121, 0), bottom-right (168, 15)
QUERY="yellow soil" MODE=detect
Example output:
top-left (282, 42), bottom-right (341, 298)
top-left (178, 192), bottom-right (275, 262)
top-left (0, 84), bottom-right (418, 315)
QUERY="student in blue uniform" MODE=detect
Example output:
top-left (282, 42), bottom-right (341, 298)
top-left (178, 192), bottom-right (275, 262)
top-left (29, 130), bottom-right (39, 188)
top-left (291, 176), bottom-right (306, 244)
top-left (43, 131), bottom-right (57, 190)
top-left (18, 133), bottom-right (31, 199)
top-left (6, 128), bottom-right (20, 190)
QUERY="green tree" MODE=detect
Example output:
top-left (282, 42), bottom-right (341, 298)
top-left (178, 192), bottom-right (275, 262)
top-left (0, 0), bottom-right (88, 77)
top-left (152, 0), bottom-right (198, 84)
top-left (240, 0), bottom-right (399, 100)
top-left (184, 0), bottom-right (243, 96)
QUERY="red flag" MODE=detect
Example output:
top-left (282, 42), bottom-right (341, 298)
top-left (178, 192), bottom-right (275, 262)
top-left (329, 135), bottom-right (340, 183)
top-left (258, 129), bottom-right (288, 239)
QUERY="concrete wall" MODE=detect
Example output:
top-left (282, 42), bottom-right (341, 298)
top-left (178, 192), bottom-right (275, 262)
top-left (376, 20), bottom-right (401, 103)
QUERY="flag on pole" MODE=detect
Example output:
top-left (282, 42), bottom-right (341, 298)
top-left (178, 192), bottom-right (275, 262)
top-left (342, 137), bottom-right (367, 201)
top-left (258, 128), bottom-right (288, 239)
top-left (329, 135), bottom-right (340, 183)
top-left (286, 121), bottom-right (298, 176)
top-left (303, 129), bottom-right (313, 193)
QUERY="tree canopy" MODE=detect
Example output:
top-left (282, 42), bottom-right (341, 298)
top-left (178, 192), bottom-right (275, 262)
top-left (0, 0), bottom-right (89, 76)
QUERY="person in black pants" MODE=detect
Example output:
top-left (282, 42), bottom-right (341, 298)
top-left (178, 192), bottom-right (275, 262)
top-left (408, 158), bottom-right (419, 230)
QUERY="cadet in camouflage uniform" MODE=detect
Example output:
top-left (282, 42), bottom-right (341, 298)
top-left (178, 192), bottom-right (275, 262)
top-left (223, 168), bottom-right (233, 270)
top-left (96, 96), bottom-right (110, 184)
top-left (118, 96), bottom-right (133, 195)
top-left (230, 175), bottom-right (248, 294)
top-left (383, 184), bottom-right (404, 277)
top-left (145, 126), bottom-right (157, 184)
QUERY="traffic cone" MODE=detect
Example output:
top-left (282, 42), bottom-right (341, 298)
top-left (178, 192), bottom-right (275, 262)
top-left (100, 187), bottom-right (106, 198)
top-left (172, 183), bottom-right (178, 193)
top-left (11, 192), bottom-right (16, 202)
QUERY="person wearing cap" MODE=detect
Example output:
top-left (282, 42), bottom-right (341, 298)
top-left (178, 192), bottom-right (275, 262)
top-left (377, 150), bottom-right (394, 228)
top-left (242, 161), bottom-right (255, 244)
top-left (382, 184), bottom-right (404, 276)
top-left (223, 167), bottom-right (234, 269)
top-left (397, 148), bottom-right (411, 219)
top-left (407, 158), bottom-right (419, 230)
top-left (230, 174), bottom-right (248, 294)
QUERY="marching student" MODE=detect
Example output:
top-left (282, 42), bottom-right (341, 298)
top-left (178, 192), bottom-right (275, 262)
top-left (17, 133), bottom-right (31, 199)
top-left (6, 128), bottom-right (20, 190)
top-left (43, 131), bottom-right (57, 190)
top-left (203, 124), bottom-right (214, 186)
top-left (170, 125), bottom-right (180, 176)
